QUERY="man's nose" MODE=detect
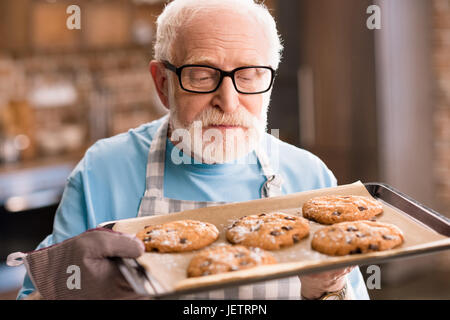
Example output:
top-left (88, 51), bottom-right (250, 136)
top-left (212, 76), bottom-right (239, 113)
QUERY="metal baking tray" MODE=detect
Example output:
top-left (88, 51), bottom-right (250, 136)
top-left (101, 183), bottom-right (450, 299)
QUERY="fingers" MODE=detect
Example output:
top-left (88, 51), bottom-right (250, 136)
top-left (103, 233), bottom-right (145, 258)
top-left (301, 265), bottom-right (356, 280)
top-left (81, 229), bottom-right (145, 259)
top-left (330, 266), bottom-right (354, 278)
top-left (120, 232), bottom-right (146, 253)
top-left (300, 267), bottom-right (351, 299)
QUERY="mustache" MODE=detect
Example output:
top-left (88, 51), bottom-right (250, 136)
top-left (193, 107), bottom-right (257, 128)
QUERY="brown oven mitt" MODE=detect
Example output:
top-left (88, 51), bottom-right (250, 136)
top-left (7, 228), bottom-right (146, 300)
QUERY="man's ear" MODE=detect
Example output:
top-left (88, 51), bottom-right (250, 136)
top-left (149, 60), bottom-right (170, 109)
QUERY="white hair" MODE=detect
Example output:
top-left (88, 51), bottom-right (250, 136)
top-left (154, 0), bottom-right (283, 69)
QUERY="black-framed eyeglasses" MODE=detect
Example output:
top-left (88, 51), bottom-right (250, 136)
top-left (162, 60), bottom-right (275, 94)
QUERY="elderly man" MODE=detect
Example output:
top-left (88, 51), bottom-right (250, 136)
top-left (14, 0), bottom-right (369, 300)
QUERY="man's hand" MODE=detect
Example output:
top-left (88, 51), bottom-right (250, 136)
top-left (16, 228), bottom-right (146, 300)
top-left (299, 266), bottom-right (354, 299)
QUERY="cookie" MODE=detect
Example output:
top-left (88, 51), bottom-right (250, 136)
top-left (187, 245), bottom-right (277, 277)
top-left (311, 221), bottom-right (404, 256)
top-left (302, 195), bottom-right (383, 224)
top-left (226, 212), bottom-right (310, 250)
top-left (136, 219), bottom-right (219, 253)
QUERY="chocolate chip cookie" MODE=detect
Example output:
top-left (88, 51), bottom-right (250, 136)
top-left (226, 212), bottom-right (310, 250)
top-left (187, 245), bottom-right (277, 277)
top-left (136, 220), bottom-right (219, 253)
top-left (311, 220), bottom-right (404, 256)
top-left (302, 195), bottom-right (383, 225)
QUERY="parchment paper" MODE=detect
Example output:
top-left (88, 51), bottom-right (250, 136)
top-left (111, 181), bottom-right (450, 294)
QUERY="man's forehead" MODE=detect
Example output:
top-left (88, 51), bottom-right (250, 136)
top-left (171, 8), bottom-right (269, 67)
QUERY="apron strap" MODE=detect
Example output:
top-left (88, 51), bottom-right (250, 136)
top-left (255, 145), bottom-right (284, 198)
top-left (144, 114), bottom-right (170, 198)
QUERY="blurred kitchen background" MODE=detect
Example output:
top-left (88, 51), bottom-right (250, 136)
top-left (0, 0), bottom-right (448, 299)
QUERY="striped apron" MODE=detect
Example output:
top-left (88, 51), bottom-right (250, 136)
top-left (137, 114), bottom-right (301, 299)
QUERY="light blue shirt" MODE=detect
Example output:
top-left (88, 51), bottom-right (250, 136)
top-left (18, 116), bottom-right (369, 300)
